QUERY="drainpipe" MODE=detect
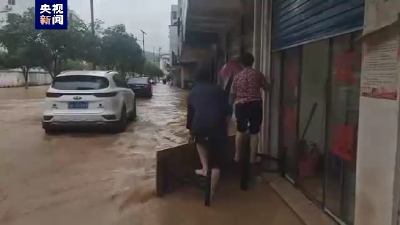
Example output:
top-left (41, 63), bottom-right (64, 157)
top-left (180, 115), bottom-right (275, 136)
top-left (258, 0), bottom-right (266, 153)
top-left (259, 0), bottom-right (272, 155)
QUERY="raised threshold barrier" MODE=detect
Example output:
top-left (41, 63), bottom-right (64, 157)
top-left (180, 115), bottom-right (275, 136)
top-left (156, 134), bottom-right (286, 206)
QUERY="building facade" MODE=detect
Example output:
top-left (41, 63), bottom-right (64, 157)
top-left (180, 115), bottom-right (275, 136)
top-left (0, 0), bottom-right (33, 52)
top-left (0, 0), bottom-right (34, 20)
top-left (68, 9), bottom-right (82, 23)
top-left (169, 5), bottom-right (179, 68)
top-left (168, 3), bottom-right (183, 87)
top-left (159, 54), bottom-right (170, 76)
top-left (269, 1), bottom-right (364, 224)
top-left (176, 0), bottom-right (400, 224)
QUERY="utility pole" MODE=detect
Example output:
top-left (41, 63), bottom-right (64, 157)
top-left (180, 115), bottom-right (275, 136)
top-left (140, 30), bottom-right (146, 56)
top-left (90, 0), bottom-right (96, 70)
top-left (153, 47), bottom-right (156, 64)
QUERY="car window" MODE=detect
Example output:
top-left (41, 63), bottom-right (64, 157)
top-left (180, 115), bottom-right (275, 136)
top-left (52, 75), bottom-right (109, 90)
top-left (113, 74), bottom-right (127, 88)
top-left (128, 77), bottom-right (149, 84)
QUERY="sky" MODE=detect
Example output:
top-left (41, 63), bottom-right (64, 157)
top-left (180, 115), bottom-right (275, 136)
top-left (68, 0), bottom-right (177, 55)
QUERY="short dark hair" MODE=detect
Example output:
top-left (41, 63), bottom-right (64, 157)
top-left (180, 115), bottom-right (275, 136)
top-left (194, 62), bottom-right (211, 82)
top-left (240, 52), bottom-right (255, 67)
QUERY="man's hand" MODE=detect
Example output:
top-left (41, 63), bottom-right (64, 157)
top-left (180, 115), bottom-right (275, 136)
top-left (188, 131), bottom-right (195, 143)
top-left (263, 78), bottom-right (274, 91)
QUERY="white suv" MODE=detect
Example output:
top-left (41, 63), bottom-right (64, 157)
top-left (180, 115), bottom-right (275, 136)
top-left (42, 70), bottom-right (136, 133)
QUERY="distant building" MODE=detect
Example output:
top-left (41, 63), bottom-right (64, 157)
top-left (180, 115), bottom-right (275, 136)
top-left (171, 5), bottom-right (179, 25)
top-left (159, 54), bottom-right (170, 76)
top-left (168, 3), bottom-right (182, 87)
top-left (169, 4), bottom-right (179, 66)
top-left (68, 9), bottom-right (83, 23)
top-left (0, 0), bottom-right (35, 52)
top-left (0, 1), bottom-right (82, 26)
top-left (0, 0), bottom-right (34, 26)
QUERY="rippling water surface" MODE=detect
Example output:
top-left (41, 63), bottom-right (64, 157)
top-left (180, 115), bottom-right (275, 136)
top-left (0, 84), bottom-right (303, 225)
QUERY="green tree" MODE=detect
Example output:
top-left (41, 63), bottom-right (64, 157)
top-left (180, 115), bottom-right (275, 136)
top-left (0, 8), bottom-right (146, 82)
top-left (97, 24), bottom-right (145, 77)
top-left (81, 19), bottom-right (104, 67)
top-left (38, 16), bottom-right (89, 77)
top-left (143, 61), bottom-right (164, 79)
top-left (0, 8), bottom-right (89, 80)
top-left (0, 10), bottom-right (42, 88)
top-left (61, 59), bottom-right (89, 71)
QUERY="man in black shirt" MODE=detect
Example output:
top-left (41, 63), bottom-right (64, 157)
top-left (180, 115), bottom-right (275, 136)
top-left (186, 62), bottom-right (230, 196)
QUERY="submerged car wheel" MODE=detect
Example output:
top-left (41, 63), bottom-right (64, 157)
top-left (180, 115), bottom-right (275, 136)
top-left (43, 123), bottom-right (58, 135)
top-left (44, 128), bottom-right (56, 135)
top-left (129, 98), bottom-right (137, 120)
top-left (113, 104), bottom-right (127, 133)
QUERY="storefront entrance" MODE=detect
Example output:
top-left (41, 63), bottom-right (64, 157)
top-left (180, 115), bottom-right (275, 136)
top-left (272, 31), bottom-right (361, 225)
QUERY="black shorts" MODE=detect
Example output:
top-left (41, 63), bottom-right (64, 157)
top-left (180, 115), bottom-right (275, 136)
top-left (194, 135), bottom-right (227, 169)
top-left (235, 100), bottom-right (263, 134)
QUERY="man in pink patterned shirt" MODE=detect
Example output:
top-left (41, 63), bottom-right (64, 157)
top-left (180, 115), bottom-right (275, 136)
top-left (230, 52), bottom-right (270, 163)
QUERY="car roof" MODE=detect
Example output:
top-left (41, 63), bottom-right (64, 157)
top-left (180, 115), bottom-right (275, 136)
top-left (129, 77), bottom-right (148, 80)
top-left (57, 70), bottom-right (117, 78)
top-left (128, 77), bottom-right (149, 83)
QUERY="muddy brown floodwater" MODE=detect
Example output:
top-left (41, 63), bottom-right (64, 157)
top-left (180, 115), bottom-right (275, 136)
top-left (0, 84), bottom-right (304, 225)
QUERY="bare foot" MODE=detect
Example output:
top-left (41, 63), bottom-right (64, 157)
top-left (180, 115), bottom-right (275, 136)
top-left (210, 189), bottom-right (215, 200)
top-left (234, 154), bottom-right (240, 162)
top-left (195, 169), bottom-right (207, 176)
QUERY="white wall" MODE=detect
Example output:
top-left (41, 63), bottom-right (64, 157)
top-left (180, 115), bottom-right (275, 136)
top-left (0, 69), bottom-right (52, 87)
top-left (159, 56), bottom-right (169, 75)
top-left (171, 4), bottom-right (179, 25)
top-left (355, 1), bottom-right (400, 224)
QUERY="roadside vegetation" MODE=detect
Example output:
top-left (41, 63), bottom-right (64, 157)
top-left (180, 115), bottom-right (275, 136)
top-left (0, 7), bottom-right (164, 88)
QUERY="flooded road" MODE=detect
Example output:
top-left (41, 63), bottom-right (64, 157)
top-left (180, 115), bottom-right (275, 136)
top-left (0, 85), bottom-right (303, 225)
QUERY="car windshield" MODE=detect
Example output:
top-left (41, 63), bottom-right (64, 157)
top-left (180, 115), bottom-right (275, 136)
top-left (52, 75), bottom-right (109, 90)
top-left (128, 77), bottom-right (148, 84)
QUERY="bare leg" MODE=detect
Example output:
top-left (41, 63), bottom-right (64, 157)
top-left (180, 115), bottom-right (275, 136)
top-left (234, 132), bottom-right (244, 162)
top-left (210, 168), bottom-right (220, 198)
top-left (195, 144), bottom-right (208, 176)
top-left (250, 133), bottom-right (260, 163)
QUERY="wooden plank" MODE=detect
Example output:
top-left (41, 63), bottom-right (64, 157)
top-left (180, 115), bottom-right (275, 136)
top-left (156, 135), bottom-right (236, 197)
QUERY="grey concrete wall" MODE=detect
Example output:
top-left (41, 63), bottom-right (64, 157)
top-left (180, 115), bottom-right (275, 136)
top-left (0, 69), bottom-right (52, 87)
